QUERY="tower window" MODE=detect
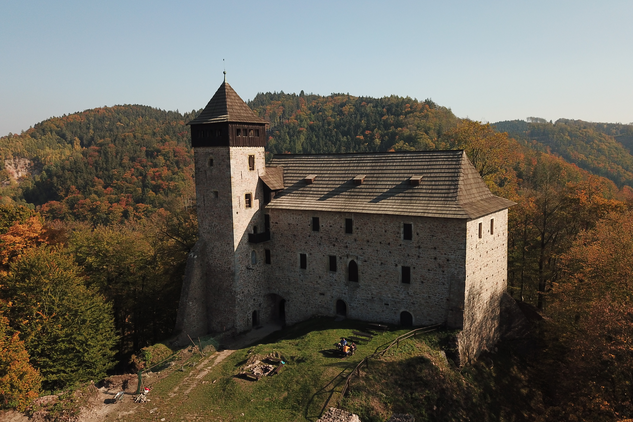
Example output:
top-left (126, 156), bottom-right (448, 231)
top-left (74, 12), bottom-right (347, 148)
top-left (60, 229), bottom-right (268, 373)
top-left (345, 218), bottom-right (353, 234)
top-left (300, 253), bottom-right (307, 269)
top-left (236, 128), bottom-right (242, 136)
top-left (255, 129), bottom-right (260, 136)
top-left (245, 193), bottom-right (252, 208)
top-left (249, 129), bottom-right (254, 136)
top-left (213, 190), bottom-right (219, 198)
top-left (265, 249), bottom-right (271, 264)
top-left (401, 266), bottom-right (411, 284)
top-left (403, 223), bottom-right (413, 240)
top-left (329, 255), bottom-right (337, 272)
top-left (208, 157), bottom-right (214, 167)
top-left (348, 260), bottom-right (358, 282)
top-left (251, 250), bottom-right (257, 265)
top-left (478, 222), bottom-right (483, 238)
top-left (312, 217), bottom-right (320, 231)
top-left (490, 218), bottom-right (495, 235)
top-left (248, 155), bottom-right (255, 171)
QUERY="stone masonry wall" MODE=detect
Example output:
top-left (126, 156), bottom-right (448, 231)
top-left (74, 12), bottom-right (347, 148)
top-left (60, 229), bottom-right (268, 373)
top-left (460, 209), bottom-right (509, 362)
top-left (257, 209), bottom-right (468, 327)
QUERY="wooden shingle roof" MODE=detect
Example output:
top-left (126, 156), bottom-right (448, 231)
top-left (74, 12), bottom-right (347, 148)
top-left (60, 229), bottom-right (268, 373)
top-left (188, 81), bottom-right (267, 125)
top-left (266, 151), bottom-right (515, 219)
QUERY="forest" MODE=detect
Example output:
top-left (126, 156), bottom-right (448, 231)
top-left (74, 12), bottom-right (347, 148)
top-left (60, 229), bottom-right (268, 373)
top-left (0, 92), bottom-right (632, 420)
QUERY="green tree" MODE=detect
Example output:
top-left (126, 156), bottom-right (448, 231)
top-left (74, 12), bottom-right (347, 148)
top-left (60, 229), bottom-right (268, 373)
top-left (0, 247), bottom-right (117, 391)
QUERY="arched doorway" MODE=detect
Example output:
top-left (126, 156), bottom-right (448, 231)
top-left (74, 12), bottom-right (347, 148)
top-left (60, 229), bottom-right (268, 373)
top-left (279, 299), bottom-right (286, 322)
top-left (263, 293), bottom-right (286, 325)
top-left (348, 260), bottom-right (358, 282)
top-left (336, 299), bottom-right (347, 316)
top-left (400, 311), bottom-right (413, 327)
top-left (252, 310), bottom-right (259, 328)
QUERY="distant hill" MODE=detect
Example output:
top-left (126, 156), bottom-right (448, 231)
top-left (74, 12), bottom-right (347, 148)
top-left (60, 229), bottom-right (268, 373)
top-left (0, 105), bottom-right (196, 224)
top-left (494, 119), bottom-right (633, 188)
top-left (249, 92), bottom-right (460, 154)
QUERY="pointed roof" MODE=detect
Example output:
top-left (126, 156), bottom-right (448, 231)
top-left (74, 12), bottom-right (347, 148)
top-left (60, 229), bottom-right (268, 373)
top-left (266, 150), bottom-right (515, 219)
top-left (188, 81), bottom-right (267, 125)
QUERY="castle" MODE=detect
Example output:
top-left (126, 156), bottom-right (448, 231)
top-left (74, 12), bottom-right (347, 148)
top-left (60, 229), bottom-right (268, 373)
top-left (175, 79), bottom-right (515, 361)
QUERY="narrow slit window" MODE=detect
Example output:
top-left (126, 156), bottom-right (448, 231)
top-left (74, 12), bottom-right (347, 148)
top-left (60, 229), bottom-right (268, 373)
top-left (401, 266), bottom-right (411, 284)
top-left (478, 222), bottom-right (483, 238)
top-left (403, 223), bottom-right (413, 240)
top-left (245, 193), bottom-right (252, 208)
top-left (213, 190), bottom-right (219, 198)
top-left (264, 214), bottom-right (270, 232)
top-left (329, 255), bottom-right (337, 272)
top-left (208, 157), bottom-right (214, 167)
top-left (348, 260), bottom-right (358, 282)
top-left (345, 218), bottom-right (353, 234)
top-left (248, 155), bottom-right (255, 171)
top-left (490, 218), bottom-right (494, 235)
top-left (300, 253), bottom-right (307, 269)
top-left (312, 217), bottom-right (320, 232)
top-left (265, 249), bottom-right (271, 264)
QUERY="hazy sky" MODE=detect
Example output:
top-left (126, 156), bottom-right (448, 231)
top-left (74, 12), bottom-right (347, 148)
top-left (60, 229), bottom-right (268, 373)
top-left (1, 0), bottom-right (632, 137)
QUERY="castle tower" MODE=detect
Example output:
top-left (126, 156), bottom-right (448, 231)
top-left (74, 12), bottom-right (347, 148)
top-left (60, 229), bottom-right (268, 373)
top-left (175, 77), bottom-right (268, 337)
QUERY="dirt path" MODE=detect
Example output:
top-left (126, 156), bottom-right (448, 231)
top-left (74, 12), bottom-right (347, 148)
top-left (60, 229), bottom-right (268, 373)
top-left (0, 323), bottom-right (283, 422)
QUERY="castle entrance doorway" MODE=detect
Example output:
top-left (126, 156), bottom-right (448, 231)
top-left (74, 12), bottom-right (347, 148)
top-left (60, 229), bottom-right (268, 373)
top-left (336, 300), bottom-right (347, 316)
top-left (263, 293), bottom-right (286, 325)
top-left (400, 311), bottom-right (413, 327)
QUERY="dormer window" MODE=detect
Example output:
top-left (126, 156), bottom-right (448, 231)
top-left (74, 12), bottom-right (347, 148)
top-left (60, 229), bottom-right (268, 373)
top-left (353, 175), bottom-right (366, 185)
top-left (409, 175), bottom-right (423, 186)
top-left (305, 175), bottom-right (317, 184)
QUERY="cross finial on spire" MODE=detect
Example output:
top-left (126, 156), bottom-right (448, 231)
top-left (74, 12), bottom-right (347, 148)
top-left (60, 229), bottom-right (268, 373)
top-left (223, 59), bottom-right (226, 82)
top-left (223, 70), bottom-right (226, 83)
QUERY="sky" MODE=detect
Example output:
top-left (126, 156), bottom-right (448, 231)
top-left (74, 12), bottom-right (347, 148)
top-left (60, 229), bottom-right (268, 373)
top-left (1, 0), bottom-right (632, 137)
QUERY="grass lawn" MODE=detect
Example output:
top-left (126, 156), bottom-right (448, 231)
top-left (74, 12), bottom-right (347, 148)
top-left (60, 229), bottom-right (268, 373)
top-left (119, 317), bottom-right (545, 422)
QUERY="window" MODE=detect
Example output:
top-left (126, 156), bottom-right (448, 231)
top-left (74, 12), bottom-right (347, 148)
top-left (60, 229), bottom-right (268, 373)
top-left (348, 260), bottom-right (358, 282)
top-left (401, 266), bottom-right (411, 284)
top-left (312, 217), bottom-right (320, 232)
top-left (216, 130), bottom-right (221, 137)
top-left (345, 218), bottom-right (353, 234)
top-left (329, 255), bottom-right (337, 272)
top-left (300, 253), bottom-right (307, 269)
top-left (251, 250), bottom-right (257, 265)
top-left (245, 193), bottom-right (252, 208)
top-left (249, 129), bottom-right (254, 136)
top-left (208, 157), bottom-right (214, 167)
top-left (265, 249), bottom-right (271, 264)
top-left (248, 155), bottom-right (255, 171)
top-left (478, 222), bottom-right (483, 238)
top-left (490, 218), bottom-right (495, 235)
top-left (264, 214), bottom-right (270, 232)
top-left (236, 128), bottom-right (242, 136)
top-left (213, 190), bottom-right (219, 198)
top-left (255, 129), bottom-right (260, 136)
top-left (403, 223), bottom-right (413, 240)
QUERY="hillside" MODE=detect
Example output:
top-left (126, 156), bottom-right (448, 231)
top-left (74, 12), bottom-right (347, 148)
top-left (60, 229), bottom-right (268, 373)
top-left (494, 118), bottom-right (633, 188)
top-left (0, 106), bottom-right (196, 224)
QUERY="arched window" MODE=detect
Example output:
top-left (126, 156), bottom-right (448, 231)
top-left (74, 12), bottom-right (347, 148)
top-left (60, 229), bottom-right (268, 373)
top-left (348, 260), bottom-right (358, 282)
top-left (336, 300), bottom-right (347, 316)
top-left (400, 311), bottom-right (413, 327)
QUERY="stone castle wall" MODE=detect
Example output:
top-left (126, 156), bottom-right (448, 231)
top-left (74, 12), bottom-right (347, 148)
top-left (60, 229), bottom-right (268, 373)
top-left (258, 209), bottom-right (468, 328)
top-left (460, 209), bottom-right (509, 362)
